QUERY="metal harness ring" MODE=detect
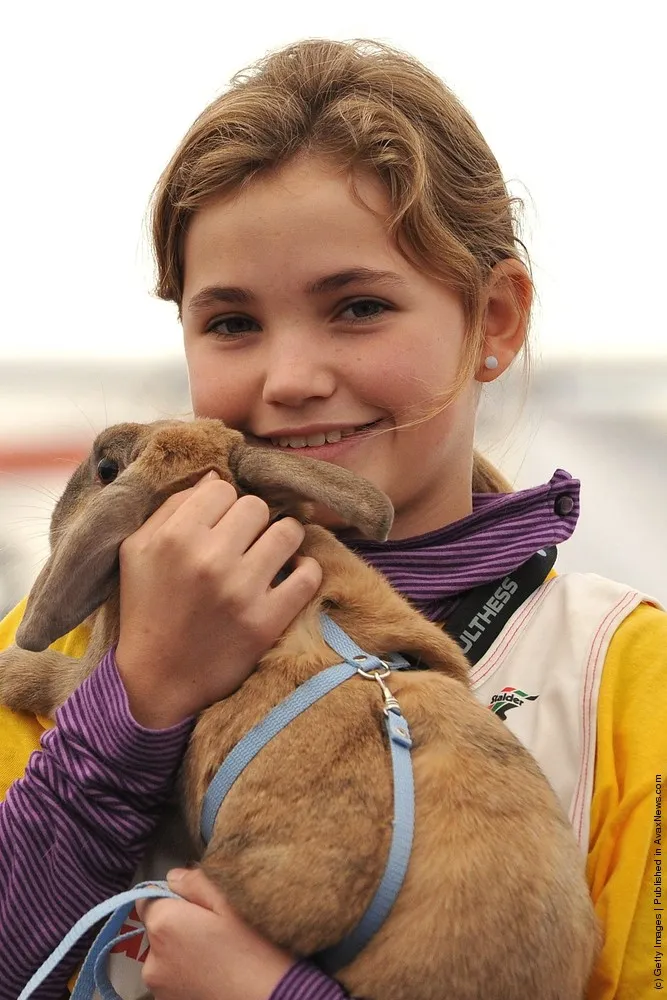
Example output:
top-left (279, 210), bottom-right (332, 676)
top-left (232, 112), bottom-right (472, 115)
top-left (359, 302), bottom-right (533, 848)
top-left (354, 658), bottom-right (392, 680)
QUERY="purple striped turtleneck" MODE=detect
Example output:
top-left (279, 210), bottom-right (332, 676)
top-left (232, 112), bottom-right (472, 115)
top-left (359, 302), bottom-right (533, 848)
top-left (0, 470), bottom-right (580, 1000)
top-left (347, 468), bottom-right (579, 621)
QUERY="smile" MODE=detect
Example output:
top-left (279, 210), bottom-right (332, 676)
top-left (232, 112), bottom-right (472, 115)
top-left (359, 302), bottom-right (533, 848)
top-left (268, 421), bottom-right (381, 449)
top-left (246, 419), bottom-right (386, 453)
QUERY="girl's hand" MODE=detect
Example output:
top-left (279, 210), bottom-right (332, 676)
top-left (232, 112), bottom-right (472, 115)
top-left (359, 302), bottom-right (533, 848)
top-left (135, 868), bottom-right (295, 1000)
top-left (115, 472), bottom-right (322, 728)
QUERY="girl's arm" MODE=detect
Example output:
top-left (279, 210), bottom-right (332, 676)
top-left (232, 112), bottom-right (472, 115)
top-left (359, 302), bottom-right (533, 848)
top-left (0, 474), bottom-right (322, 999)
top-left (270, 962), bottom-right (352, 1000)
top-left (586, 602), bottom-right (667, 999)
top-left (0, 648), bottom-right (194, 1000)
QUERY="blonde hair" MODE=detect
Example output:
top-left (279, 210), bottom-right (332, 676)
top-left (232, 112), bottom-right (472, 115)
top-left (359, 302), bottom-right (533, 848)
top-left (150, 38), bottom-right (530, 494)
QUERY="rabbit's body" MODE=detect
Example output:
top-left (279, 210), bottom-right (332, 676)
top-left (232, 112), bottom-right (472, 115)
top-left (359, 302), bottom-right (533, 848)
top-left (0, 419), bottom-right (600, 999)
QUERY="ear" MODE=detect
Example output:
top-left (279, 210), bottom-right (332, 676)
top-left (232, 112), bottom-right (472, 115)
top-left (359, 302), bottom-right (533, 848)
top-left (476, 258), bottom-right (533, 382)
top-left (15, 482), bottom-right (151, 651)
top-left (15, 469), bottom-right (207, 652)
top-left (232, 444), bottom-right (393, 540)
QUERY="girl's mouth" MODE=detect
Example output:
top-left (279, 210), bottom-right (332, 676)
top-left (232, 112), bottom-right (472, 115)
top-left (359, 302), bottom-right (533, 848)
top-left (248, 418), bottom-right (388, 459)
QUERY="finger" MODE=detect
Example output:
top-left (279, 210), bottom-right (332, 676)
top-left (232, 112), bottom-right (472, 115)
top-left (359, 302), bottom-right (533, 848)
top-left (265, 554), bottom-right (323, 628)
top-left (135, 891), bottom-right (188, 925)
top-left (207, 493), bottom-right (273, 556)
top-left (126, 470), bottom-right (218, 540)
top-left (166, 867), bottom-right (227, 913)
top-left (159, 476), bottom-right (241, 534)
top-left (239, 517), bottom-right (308, 590)
top-left (132, 473), bottom-right (236, 543)
top-left (135, 896), bottom-right (153, 923)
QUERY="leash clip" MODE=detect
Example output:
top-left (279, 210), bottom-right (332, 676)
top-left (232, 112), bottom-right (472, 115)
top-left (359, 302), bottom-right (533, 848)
top-left (354, 658), bottom-right (401, 716)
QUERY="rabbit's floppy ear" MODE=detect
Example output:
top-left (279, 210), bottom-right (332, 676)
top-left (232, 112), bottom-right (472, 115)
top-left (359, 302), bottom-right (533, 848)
top-left (15, 480), bottom-right (155, 652)
top-left (15, 469), bottom-right (204, 653)
top-left (232, 444), bottom-right (393, 540)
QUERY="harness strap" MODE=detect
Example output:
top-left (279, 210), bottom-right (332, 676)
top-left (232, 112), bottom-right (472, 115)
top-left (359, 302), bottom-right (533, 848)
top-left (315, 705), bottom-right (414, 974)
top-left (201, 613), bottom-right (410, 842)
top-left (202, 613), bottom-right (415, 974)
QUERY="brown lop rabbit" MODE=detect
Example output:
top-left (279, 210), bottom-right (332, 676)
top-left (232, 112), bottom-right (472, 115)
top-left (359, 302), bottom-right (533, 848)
top-left (0, 418), bottom-right (600, 999)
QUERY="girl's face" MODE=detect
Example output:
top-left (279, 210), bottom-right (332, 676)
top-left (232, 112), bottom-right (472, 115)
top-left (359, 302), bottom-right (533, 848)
top-left (182, 156), bottom-right (482, 539)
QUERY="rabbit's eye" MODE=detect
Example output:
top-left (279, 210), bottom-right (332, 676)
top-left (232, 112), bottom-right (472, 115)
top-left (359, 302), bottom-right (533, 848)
top-left (97, 458), bottom-right (119, 485)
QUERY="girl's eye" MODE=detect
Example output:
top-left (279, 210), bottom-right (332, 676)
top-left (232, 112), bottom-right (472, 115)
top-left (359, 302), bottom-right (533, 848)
top-left (338, 299), bottom-right (389, 323)
top-left (205, 316), bottom-right (261, 339)
top-left (203, 300), bottom-right (389, 338)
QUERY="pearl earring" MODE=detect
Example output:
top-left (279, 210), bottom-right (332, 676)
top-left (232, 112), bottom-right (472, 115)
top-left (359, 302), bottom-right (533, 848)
top-left (484, 356), bottom-right (499, 370)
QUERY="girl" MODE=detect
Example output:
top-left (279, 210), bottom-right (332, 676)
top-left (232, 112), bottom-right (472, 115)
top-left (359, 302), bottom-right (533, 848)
top-left (1, 38), bottom-right (665, 1000)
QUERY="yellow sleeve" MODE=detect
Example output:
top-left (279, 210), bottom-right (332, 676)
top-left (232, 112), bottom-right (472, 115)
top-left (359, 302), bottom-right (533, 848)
top-left (0, 597), bottom-right (92, 659)
top-left (586, 601), bottom-right (666, 999)
top-left (0, 601), bottom-right (94, 993)
top-left (0, 599), bottom-right (91, 799)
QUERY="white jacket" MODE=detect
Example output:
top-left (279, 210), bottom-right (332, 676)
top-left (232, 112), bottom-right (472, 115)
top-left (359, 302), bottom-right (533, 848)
top-left (470, 572), bottom-right (656, 851)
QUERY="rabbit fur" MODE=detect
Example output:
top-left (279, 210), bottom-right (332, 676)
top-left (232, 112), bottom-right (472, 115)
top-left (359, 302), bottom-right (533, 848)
top-left (0, 418), bottom-right (600, 999)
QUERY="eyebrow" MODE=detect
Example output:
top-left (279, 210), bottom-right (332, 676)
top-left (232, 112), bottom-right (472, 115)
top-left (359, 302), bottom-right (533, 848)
top-left (186, 267), bottom-right (408, 314)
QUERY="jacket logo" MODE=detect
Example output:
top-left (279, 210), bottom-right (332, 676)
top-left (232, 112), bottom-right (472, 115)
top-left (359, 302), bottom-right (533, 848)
top-left (110, 904), bottom-right (149, 962)
top-left (459, 576), bottom-right (519, 654)
top-left (489, 686), bottom-right (538, 721)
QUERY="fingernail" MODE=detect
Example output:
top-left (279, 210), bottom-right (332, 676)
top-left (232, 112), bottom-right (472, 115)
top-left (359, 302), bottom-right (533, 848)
top-left (167, 867), bottom-right (187, 883)
top-left (202, 470), bottom-right (220, 481)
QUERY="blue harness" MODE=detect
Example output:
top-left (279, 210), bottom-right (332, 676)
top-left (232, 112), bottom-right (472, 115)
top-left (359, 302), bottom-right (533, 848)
top-left (18, 614), bottom-right (415, 999)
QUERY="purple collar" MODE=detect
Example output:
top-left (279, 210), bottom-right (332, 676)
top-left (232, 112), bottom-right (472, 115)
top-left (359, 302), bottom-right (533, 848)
top-left (343, 469), bottom-right (580, 620)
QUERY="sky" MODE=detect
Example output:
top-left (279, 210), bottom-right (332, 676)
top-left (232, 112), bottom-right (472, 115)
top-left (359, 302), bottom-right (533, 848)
top-left (0, 0), bottom-right (663, 362)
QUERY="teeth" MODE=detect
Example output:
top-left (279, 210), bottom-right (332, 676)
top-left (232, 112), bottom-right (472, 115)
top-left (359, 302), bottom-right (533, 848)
top-left (269, 423), bottom-right (373, 449)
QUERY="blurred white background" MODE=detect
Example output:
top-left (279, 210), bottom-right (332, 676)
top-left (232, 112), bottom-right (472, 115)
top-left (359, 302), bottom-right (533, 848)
top-left (0, 0), bottom-right (665, 612)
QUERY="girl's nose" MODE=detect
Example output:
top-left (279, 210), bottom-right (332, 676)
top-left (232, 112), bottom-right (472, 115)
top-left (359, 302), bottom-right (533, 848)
top-left (261, 340), bottom-right (337, 407)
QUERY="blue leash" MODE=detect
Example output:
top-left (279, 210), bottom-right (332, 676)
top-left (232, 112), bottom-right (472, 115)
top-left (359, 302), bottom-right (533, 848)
top-left (20, 614), bottom-right (415, 998)
top-left (17, 882), bottom-right (179, 1000)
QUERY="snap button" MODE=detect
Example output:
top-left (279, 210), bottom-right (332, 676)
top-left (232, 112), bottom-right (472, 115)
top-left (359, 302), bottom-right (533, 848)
top-left (554, 495), bottom-right (574, 516)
